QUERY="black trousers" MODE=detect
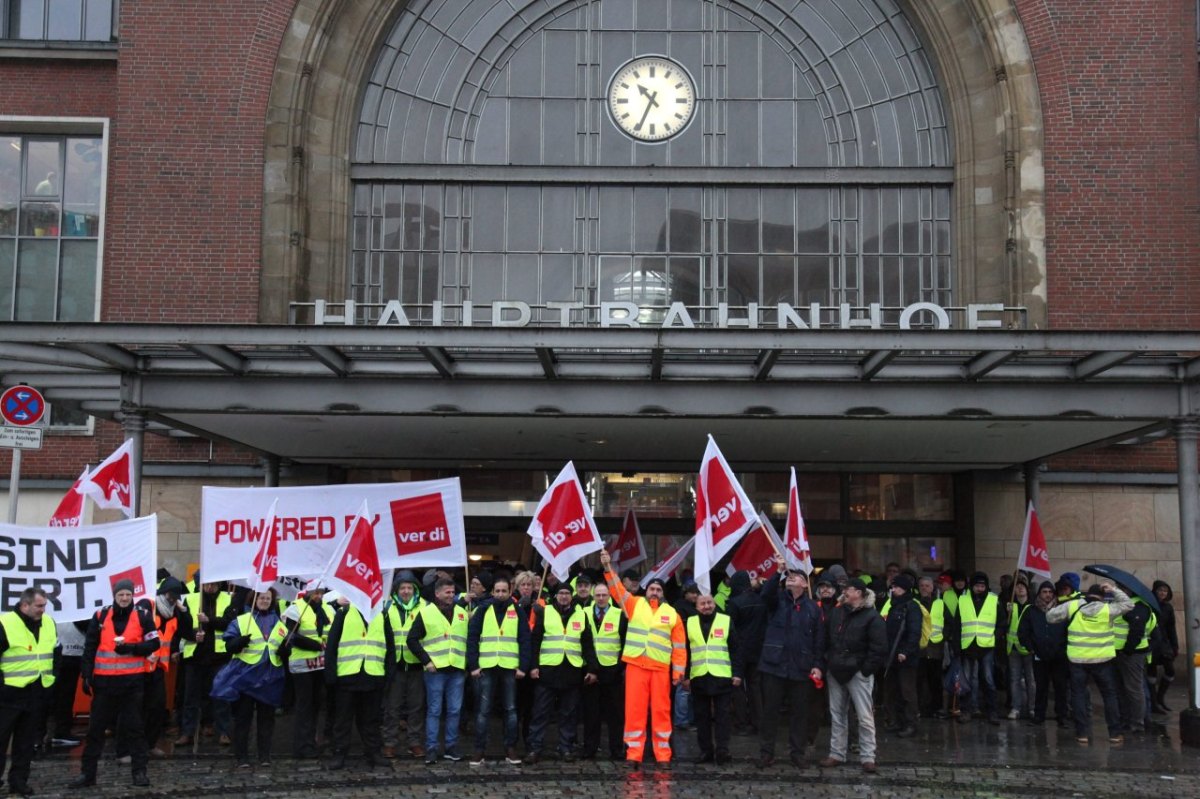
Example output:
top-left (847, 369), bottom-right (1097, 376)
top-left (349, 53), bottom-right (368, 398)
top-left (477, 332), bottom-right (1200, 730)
top-left (1032, 657), bottom-right (1070, 723)
top-left (291, 670), bottom-right (325, 757)
top-left (917, 656), bottom-right (943, 715)
top-left (527, 682), bottom-right (580, 754)
top-left (693, 689), bottom-right (732, 757)
top-left (117, 668), bottom-right (166, 753)
top-left (758, 673), bottom-right (812, 758)
top-left (232, 695), bottom-right (275, 763)
top-left (0, 689), bottom-right (45, 788)
top-left (885, 665), bottom-right (919, 729)
top-left (81, 682), bottom-right (147, 777)
top-left (733, 661), bottom-right (764, 732)
top-left (332, 686), bottom-right (382, 759)
top-left (51, 657), bottom-right (81, 738)
top-left (581, 679), bottom-right (624, 758)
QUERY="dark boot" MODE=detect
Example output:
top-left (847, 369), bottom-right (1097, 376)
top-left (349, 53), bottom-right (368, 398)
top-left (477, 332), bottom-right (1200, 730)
top-left (132, 771), bottom-right (150, 787)
top-left (1154, 677), bottom-right (1172, 712)
top-left (327, 753), bottom-right (346, 771)
top-left (69, 773), bottom-right (97, 790)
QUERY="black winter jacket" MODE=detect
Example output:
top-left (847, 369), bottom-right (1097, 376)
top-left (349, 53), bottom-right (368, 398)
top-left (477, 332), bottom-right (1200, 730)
top-left (824, 592), bottom-right (887, 684)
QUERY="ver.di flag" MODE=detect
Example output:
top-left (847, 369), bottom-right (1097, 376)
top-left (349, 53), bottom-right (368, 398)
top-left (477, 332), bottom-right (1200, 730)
top-left (249, 498), bottom-right (280, 592)
top-left (1017, 501), bottom-right (1052, 578)
top-left (783, 467), bottom-right (813, 574)
top-left (324, 500), bottom-right (386, 622)
top-left (78, 439), bottom-right (135, 518)
top-left (641, 536), bottom-right (694, 589)
top-left (693, 436), bottom-right (758, 595)
top-left (527, 462), bottom-right (604, 582)
top-left (48, 467), bottom-right (90, 527)
top-left (607, 507), bottom-right (647, 572)
top-left (726, 523), bottom-right (780, 581)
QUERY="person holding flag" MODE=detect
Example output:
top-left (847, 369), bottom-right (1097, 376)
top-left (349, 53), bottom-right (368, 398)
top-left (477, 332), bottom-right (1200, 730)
top-left (271, 582), bottom-right (332, 760)
top-left (599, 545), bottom-right (686, 770)
top-left (324, 594), bottom-right (395, 770)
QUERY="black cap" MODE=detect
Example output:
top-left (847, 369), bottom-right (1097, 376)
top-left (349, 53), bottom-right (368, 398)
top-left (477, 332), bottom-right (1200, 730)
top-left (620, 568), bottom-right (641, 582)
top-left (845, 577), bottom-right (869, 593)
top-left (644, 577), bottom-right (667, 591)
top-left (970, 572), bottom-right (989, 587)
top-left (554, 582), bottom-right (574, 595)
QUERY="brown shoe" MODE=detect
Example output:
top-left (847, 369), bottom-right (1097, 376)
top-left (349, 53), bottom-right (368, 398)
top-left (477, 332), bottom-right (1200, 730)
top-left (819, 757), bottom-right (842, 768)
top-left (174, 735), bottom-right (192, 746)
top-left (218, 734), bottom-right (232, 746)
top-left (862, 761), bottom-right (877, 774)
top-left (382, 746), bottom-right (397, 760)
top-left (409, 745), bottom-right (425, 758)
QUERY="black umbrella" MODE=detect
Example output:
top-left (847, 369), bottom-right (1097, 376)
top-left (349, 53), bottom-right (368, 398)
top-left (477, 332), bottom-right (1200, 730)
top-left (1082, 564), bottom-right (1160, 613)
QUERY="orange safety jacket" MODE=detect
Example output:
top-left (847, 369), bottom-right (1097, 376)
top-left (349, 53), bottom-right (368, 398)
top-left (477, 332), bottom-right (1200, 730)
top-left (95, 608), bottom-right (152, 679)
top-left (604, 569), bottom-right (686, 677)
top-left (146, 610), bottom-right (177, 673)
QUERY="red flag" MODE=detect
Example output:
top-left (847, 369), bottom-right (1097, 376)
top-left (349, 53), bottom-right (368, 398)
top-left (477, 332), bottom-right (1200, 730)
top-left (249, 498), bottom-right (280, 592)
top-left (693, 436), bottom-right (758, 594)
top-left (48, 467), bottom-right (89, 527)
top-left (607, 507), bottom-right (647, 571)
top-left (641, 537), bottom-right (693, 588)
top-left (727, 525), bottom-right (781, 581)
top-left (783, 467), bottom-right (812, 574)
top-left (527, 462), bottom-right (603, 581)
top-left (1017, 502), bottom-right (1052, 578)
top-left (327, 500), bottom-right (386, 621)
top-left (78, 439), bottom-right (135, 518)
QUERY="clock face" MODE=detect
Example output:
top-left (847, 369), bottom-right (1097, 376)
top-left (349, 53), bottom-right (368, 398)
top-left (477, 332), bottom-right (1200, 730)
top-left (607, 56), bottom-right (696, 143)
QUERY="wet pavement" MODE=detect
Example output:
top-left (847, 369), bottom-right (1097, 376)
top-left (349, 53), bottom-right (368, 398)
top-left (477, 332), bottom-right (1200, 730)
top-left (20, 683), bottom-right (1200, 798)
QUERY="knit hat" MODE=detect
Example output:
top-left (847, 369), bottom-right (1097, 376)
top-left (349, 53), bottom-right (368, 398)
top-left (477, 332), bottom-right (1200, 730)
top-left (815, 572), bottom-right (836, 587)
top-left (113, 579), bottom-right (136, 595)
top-left (156, 577), bottom-right (184, 598)
top-left (644, 577), bottom-right (667, 591)
top-left (1037, 580), bottom-right (1055, 594)
top-left (845, 577), bottom-right (869, 593)
top-left (824, 564), bottom-right (849, 585)
top-left (574, 572), bottom-right (593, 587)
top-left (970, 572), bottom-right (989, 588)
top-left (1060, 572), bottom-right (1081, 591)
top-left (892, 574), bottom-right (914, 592)
top-left (620, 568), bottom-right (641, 583)
top-left (554, 581), bottom-right (574, 595)
top-left (475, 571), bottom-right (495, 591)
top-left (392, 570), bottom-right (419, 590)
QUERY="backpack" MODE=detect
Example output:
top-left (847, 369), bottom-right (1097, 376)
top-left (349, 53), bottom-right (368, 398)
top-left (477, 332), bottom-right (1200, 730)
top-left (917, 602), bottom-right (933, 649)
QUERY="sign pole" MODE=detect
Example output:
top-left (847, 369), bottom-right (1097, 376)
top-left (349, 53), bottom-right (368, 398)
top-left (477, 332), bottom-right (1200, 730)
top-left (6, 448), bottom-right (19, 524)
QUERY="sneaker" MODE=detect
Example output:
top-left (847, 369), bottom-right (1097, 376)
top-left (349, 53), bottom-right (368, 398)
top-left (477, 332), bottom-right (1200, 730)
top-left (148, 747), bottom-right (167, 758)
top-left (117, 755), bottom-right (132, 765)
top-left (469, 752), bottom-right (485, 766)
top-left (236, 761), bottom-right (252, 769)
top-left (424, 753), bottom-right (438, 766)
top-left (1076, 737), bottom-right (1089, 745)
top-left (173, 735), bottom-right (193, 746)
top-left (443, 750), bottom-right (462, 762)
top-left (505, 748), bottom-right (521, 765)
top-left (53, 737), bottom-right (82, 747)
top-left (561, 750), bottom-right (576, 763)
top-left (1006, 709), bottom-right (1020, 720)
top-left (1108, 735), bottom-right (1124, 746)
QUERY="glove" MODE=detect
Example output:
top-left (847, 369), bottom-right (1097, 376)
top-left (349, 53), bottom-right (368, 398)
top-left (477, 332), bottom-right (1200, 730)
top-left (81, 678), bottom-right (93, 696)
top-left (114, 643), bottom-right (134, 655)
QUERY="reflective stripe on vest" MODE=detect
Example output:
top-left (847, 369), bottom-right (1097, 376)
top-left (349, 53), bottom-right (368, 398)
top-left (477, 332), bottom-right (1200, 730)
top-left (233, 612), bottom-right (282, 668)
top-left (147, 612), bottom-right (177, 672)
top-left (1006, 603), bottom-right (1030, 655)
top-left (388, 599), bottom-right (424, 664)
top-left (929, 598), bottom-right (945, 644)
top-left (95, 608), bottom-right (150, 677)
top-left (1111, 597), bottom-right (1157, 651)
top-left (419, 602), bottom-right (469, 669)
top-left (587, 605), bottom-right (623, 666)
top-left (686, 613), bottom-right (731, 679)
top-left (181, 592), bottom-right (230, 659)
top-left (958, 593), bottom-right (997, 649)
top-left (288, 601), bottom-right (332, 664)
top-left (1066, 599), bottom-right (1116, 663)
top-left (623, 598), bottom-right (678, 665)
top-left (336, 607), bottom-right (387, 677)
top-left (478, 604), bottom-right (521, 670)
top-left (0, 611), bottom-right (57, 688)
top-left (539, 606), bottom-right (586, 667)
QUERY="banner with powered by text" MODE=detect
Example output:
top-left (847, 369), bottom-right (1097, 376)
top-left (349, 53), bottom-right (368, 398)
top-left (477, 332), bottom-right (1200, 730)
top-left (0, 515), bottom-right (158, 622)
top-left (200, 479), bottom-right (466, 584)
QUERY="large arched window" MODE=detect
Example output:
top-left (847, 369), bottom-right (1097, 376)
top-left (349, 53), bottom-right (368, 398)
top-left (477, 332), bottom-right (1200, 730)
top-left (350, 0), bottom-right (952, 325)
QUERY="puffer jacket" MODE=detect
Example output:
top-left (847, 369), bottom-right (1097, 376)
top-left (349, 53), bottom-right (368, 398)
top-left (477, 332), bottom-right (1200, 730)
top-left (824, 590), bottom-right (887, 684)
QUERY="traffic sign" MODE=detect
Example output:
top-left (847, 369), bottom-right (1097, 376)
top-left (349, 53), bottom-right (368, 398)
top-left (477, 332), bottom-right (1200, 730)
top-left (0, 385), bottom-right (46, 427)
top-left (0, 426), bottom-right (43, 450)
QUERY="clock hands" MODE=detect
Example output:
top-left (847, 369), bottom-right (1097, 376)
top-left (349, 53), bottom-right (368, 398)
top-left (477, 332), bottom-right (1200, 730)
top-left (634, 84), bottom-right (660, 132)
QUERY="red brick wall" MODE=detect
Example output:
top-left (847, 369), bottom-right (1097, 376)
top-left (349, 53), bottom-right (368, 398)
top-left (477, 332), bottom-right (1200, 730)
top-left (0, 59), bottom-right (117, 115)
top-left (1015, 0), bottom-right (1200, 329)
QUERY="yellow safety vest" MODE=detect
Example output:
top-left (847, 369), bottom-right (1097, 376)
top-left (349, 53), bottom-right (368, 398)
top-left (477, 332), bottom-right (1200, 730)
top-left (1065, 599), bottom-right (1116, 664)
top-left (477, 603), bottom-right (522, 670)
top-left (0, 611), bottom-right (57, 688)
top-left (266, 599), bottom-right (332, 672)
top-left (958, 593), bottom-right (998, 649)
top-left (335, 607), bottom-right (388, 677)
top-left (929, 598), bottom-right (945, 644)
top-left (1006, 603), bottom-right (1030, 655)
top-left (942, 589), bottom-right (960, 618)
top-left (686, 613), bottom-right (732, 679)
top-left (623, 598), bottom-right (678, 665)
top-left (587, 605), bottom-right (623, 667)
top-left (418, 602), bottom-right (469, 669)
top-left (539, 606), bottom-right (586, 667)
top-left (387, 599), bottom-right (424, 664)
top-left (1111, 597), bottom-right (1157, 652)
top-left (233, 612), bottom-right (282, 668)
top-left (181, 592), bottom-right (230, 658)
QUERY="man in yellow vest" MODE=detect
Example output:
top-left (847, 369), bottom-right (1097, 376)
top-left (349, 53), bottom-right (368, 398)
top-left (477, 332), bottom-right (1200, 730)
top-left (916, 576), bottom-right (945, 719)
top-left (0, 588), bottom-right (58, 797)
top-left (465, 574), bottom-right (530, 766)
top-left (954, 572), bottom-right (999, 725)
top-left (1112, 592), bottom-right (1156, 734)
top-left (407, 577), bottom-right (470, 764)
top-left (599, 547), bottom-right (687, 770)
top-left (382, 570), bottom-right (426, 760)
top-left (324, 596), bottom-right (394, 769)
top-left (524, 581), bottom-right (593, 764)
top-left (273, 582), bottom-right (330, 759)
top-left (580, 582), bottom-right (626, 761)
top-left (1046, 582), bottom-right (1132, 745)
top-left (174, 579), bottom-right (234, 747)
top-left (684, 593), bottom-right (741, 763)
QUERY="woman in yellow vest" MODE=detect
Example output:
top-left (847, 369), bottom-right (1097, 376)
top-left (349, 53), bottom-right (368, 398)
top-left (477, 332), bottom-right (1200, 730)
top-left (0, 588), bottom-right (57, 797)
top-left (212, 589), bottom-right (284, 769)
top-left (324, 596), bottom-right (395, 770)
top-left (683, 594), bottom-right (741, 763)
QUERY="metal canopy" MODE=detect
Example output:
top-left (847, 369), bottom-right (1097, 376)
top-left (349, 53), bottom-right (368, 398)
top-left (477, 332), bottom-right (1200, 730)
top-left (1, 324), bottom-right (1197, 470)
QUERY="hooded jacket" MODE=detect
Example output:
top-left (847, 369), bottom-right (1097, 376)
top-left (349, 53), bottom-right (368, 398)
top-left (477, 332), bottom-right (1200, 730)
top-left (1018, 580), bottom-right (1067, 661)
top-left (824, 589), bottom-right (887, 684)
top-left (1151, 580), bottom-right (1178, 658)
top-left (884, 588), bottom-right (922, 666)
top-left (725, 570), bottom-right (767, 666)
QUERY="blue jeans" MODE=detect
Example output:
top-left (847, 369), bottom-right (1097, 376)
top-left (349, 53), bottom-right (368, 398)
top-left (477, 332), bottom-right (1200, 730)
top-left (424, 670), bottom-right (466, 755)
top-left (962, 650), bottom-right (996, 716)
top-left (474, 668), bottom-right (518, 752)
top-left (672, 682), bottom-right (693, 726)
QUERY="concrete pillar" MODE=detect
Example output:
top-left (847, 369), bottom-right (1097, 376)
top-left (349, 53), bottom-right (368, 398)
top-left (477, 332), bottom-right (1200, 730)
top-left (262, 455), bottom-right (281, 487)
top-left (121, 411), bottom-right (146, 517)
top-left (1172, 417), bottom-right (1200, 744)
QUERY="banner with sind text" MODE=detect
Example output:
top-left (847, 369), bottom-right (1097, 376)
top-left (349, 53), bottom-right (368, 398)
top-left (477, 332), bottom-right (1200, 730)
top-left (0, 515), bottom-right (158, 622)
top-left (200, 479), bottom-right (466, 584)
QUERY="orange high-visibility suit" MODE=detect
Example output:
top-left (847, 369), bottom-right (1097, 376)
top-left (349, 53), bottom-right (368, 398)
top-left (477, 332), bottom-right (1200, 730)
top-left (605, 570), bottom-right (687, 763)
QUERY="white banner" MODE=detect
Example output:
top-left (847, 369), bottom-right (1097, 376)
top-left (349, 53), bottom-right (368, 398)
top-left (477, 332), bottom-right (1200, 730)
top-left (0, 515), bottom-right (158, 623)
top-left (201, 479), bottom-right (466, 584)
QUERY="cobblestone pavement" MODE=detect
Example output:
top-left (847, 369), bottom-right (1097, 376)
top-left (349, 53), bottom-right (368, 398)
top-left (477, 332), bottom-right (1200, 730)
top-left (20, 685), bottom-right (1200, 799)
